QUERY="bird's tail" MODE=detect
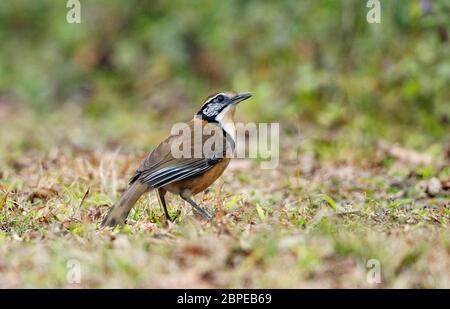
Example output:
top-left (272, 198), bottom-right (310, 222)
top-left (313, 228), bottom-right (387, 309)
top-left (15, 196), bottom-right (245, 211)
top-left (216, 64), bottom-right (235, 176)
top-left (101, 182), bottom-right (148, 227)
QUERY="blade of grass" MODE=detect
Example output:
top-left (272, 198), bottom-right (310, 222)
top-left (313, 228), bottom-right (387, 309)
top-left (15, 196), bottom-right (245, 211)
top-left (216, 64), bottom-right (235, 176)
top-left (0, 192), bottom-right (9, 210)
top-left (224, 195), bottom-right (241, 211)
top-left (317, 193), bottom-right (337, 210)
top-left (256, 204), bottom-right (267, 221)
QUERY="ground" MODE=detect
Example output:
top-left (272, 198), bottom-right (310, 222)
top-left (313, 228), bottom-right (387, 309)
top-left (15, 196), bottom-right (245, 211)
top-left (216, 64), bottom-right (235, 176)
top-left (0, 106), bottom-right (449, 288)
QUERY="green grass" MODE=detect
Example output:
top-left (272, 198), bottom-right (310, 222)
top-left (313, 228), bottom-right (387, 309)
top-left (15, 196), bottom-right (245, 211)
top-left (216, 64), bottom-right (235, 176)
top-left (0, 108), bottom-right (449, 288)
top-left (0, 0), bottom-right (449, 288)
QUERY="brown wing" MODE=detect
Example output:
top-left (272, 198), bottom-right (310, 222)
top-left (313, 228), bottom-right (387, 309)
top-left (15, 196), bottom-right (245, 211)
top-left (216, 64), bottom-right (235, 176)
top-left (129, 119), bottom-right (232, 188)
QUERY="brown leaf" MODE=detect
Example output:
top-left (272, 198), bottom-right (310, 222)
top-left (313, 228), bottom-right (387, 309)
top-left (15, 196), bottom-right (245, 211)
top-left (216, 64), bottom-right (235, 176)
top-left (88, 207), bottom-right (102, 221)
top-left (29, 188), bottom-right (58, 202)
top-left (182, 244), bottom-right (210, 257)
top-left (441, 177), bottom-right (450, 190)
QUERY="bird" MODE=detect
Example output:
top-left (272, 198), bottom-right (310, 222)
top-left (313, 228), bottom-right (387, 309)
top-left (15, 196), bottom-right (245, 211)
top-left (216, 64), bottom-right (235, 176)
top-left (101, 91), bottom-right (252, 227)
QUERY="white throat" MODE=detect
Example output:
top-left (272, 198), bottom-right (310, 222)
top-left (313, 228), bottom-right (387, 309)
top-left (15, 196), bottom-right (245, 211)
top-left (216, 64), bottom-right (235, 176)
top-left (215, 106), bottom-right (236, 144)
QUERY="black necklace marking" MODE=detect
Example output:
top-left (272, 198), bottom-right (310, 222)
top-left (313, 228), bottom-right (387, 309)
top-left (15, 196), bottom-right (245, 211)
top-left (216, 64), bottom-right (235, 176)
top-left (203, 121), bottom-right (236, 154)
top-left (222, 128), bottom-right (236, 154)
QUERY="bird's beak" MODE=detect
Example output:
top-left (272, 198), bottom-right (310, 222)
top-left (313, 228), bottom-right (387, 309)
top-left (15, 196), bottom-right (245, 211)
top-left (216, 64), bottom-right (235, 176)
top-left (230, 92), bottom-right (252, 105)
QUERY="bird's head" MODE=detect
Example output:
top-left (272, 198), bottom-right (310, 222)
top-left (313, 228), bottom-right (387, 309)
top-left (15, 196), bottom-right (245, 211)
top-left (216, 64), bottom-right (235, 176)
top-left (196, 91), bottom-right (252, 123)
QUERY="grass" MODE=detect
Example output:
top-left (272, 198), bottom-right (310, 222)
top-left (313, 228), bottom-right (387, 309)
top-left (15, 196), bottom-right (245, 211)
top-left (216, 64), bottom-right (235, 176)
top-left (0, 107), bottom-right (449, 288)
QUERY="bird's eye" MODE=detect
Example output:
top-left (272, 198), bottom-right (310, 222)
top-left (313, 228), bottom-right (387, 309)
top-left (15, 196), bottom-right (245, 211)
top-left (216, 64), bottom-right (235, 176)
top-left (217, 95), bottom-right (224, 102)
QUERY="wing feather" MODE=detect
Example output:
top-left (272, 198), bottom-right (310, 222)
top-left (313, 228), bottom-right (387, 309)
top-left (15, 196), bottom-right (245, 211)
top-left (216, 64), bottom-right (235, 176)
top-left (139, 157), bottom-right (220, 188)
top-left (129, 119), bottom-right (231, 188)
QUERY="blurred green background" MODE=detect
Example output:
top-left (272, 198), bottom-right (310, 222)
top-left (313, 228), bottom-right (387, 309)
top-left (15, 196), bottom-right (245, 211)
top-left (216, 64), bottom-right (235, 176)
top-left (0, 0), bottom-right (449, 144)
top-left (1, 1), bottom-right (450, 289)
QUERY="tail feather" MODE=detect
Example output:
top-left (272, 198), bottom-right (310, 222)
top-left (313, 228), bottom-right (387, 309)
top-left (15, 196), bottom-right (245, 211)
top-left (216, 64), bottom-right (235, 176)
top-left (101, 182), bottom-right (148, 227)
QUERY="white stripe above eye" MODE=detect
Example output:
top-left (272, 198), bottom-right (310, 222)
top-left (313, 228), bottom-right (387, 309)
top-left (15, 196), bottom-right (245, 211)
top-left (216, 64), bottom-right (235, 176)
top-left (205, 92), bottom-right (226, 104)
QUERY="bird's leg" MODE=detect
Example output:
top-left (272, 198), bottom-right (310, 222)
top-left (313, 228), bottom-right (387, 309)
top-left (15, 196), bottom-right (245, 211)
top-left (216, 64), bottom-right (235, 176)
top-left (180, 190), bottom-right (213, 221)
top-left (156, 188), bottom-right (173, 222)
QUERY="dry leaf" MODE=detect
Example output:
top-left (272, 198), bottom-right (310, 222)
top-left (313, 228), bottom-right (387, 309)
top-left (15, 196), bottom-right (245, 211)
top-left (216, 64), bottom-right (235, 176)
top-left (441, 177), bottom-right (450, 190)
top-left (29, 188), bottom-right (58, 202)
top-left (378, 141), bottom-right (433, 165)
top-left (182, 244), bottom-right (210, 257)
top-left (88, 207), bottom-right (102, 221)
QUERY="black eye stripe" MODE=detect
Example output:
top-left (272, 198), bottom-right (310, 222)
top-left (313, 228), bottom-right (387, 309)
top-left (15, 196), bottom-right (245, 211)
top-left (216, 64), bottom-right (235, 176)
top-left (217, 95), bottom-right (224, 102)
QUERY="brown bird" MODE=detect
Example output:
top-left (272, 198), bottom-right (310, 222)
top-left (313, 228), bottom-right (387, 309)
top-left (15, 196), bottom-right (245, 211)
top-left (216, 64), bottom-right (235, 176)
top-left (101, 91), bottom-right (252, 227)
